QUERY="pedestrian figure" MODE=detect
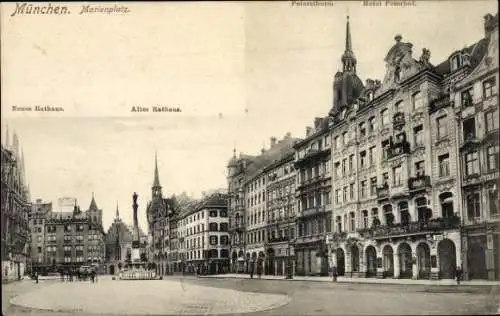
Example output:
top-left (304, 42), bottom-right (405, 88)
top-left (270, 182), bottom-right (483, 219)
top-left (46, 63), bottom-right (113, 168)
top-left (35, 271), bottom-right (39, 284)
top-left (69, 270), bottom-right (73, 282)
top-left (455, 266), bottom-right (462, 285)
top-left (95, 270), bottom-right (98, 283)
top-left (77, 270), bottom-right (81, 282)
top-left (60, 271), bottom-right (64, 282)
top-left (91, 270), bottom-right (95, 283)
top-left (250, 263), bottom-right (254, 279)
top-left (257, 263), bottom-right (262, 279)
top-left (332, 266), bottom-right (338, 282)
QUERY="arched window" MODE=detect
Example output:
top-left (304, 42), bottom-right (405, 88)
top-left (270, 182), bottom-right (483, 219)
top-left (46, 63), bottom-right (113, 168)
top-left (412, 91), bottom-right (423, 110)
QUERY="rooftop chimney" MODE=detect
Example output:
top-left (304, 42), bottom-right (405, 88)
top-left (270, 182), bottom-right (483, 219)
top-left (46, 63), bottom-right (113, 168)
top-left (261, 148), bottom-right (265, 154)
top-left (36, 198), bottom-right (42, 204)
top-left (306, 126), bottom-right (312, 136)
top-left (284, 132), bottom-right (291, 139)
top-left (484, 13), bottom-right (498, 39)
top-left (314, 117), bottom-right (322, 129)
top-left (270, 137), bottom-right (277, 148)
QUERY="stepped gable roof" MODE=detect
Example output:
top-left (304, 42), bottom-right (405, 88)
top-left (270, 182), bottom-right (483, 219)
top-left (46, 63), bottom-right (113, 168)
top-left (434, 37), bottom-right (490, 76)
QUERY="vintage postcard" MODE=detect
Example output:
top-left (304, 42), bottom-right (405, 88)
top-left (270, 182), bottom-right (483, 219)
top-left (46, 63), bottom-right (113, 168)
top-left (1, 1), bottom-right (499, 315)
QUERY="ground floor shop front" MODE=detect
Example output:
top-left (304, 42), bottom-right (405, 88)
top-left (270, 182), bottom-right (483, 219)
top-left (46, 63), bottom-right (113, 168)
top-left (463, 222), bottom-right (500, 281)
top-left (330, 231), bottom-right (462, 280)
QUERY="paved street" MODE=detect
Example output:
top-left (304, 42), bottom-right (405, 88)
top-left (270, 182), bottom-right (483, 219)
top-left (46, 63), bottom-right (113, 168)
top-left (2, 275), bottom-right (499, 316)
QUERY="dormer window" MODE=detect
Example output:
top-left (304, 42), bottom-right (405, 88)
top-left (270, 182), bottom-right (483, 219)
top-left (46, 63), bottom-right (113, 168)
top-left (451, 54), bottom-right (462, 71)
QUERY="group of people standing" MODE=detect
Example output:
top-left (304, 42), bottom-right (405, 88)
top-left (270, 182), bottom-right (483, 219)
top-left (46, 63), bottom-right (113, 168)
top-left (59, 269), bottom-right (98, 283)
top-left (248, 261), bottom-right (263, 279)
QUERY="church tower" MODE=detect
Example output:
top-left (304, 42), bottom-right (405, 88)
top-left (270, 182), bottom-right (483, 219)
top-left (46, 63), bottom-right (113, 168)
top-left (152, 151), bottom-right (162, 199)
top-left (331, 16), bottom-right (364, 114)
top-left (88, 192), bottom-right (103, 226)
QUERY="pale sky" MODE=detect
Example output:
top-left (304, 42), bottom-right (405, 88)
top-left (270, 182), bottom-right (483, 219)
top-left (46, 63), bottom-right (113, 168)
top-left (1, 1), bottom-right (497, 232)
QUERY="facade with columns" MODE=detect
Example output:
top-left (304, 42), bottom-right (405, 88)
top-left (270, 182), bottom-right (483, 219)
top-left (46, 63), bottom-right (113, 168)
top-left (1, 129), bottom-right (31, 281)
top-left (454, 13), bottom-right (499, 281)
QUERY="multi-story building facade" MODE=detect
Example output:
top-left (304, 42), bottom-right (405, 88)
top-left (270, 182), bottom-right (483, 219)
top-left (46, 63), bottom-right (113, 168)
top-left (227, 151), bottom-right (255, 272)
top-left (104, 204), bottom-right (148, 275)
top-left (29, 199), bottom-right (52, 272)
top-left (454, 13), bottom-right (499, 281)
top-left (41, 196), bottom-right (106, 274)
top-left (177, 193), bottom-right (230, 274)
top-left (326, 14), bottom-right (497, 280)
top-left (263, 145), bottom-right (297, 276)
top-left (294, 120), bottom-right (333, 276)
top-left (227, 135), bottom-right (299, 274)
top-left (1, 130), bottom-right (31, 282)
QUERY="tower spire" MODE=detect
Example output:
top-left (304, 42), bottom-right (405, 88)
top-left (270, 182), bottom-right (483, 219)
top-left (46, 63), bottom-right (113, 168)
top-left (153, 151), bottom-right (161, 188)
top-left (341, 15), bottom-right (357, 73)
top-left (115, 201), bottom-right (120, 220)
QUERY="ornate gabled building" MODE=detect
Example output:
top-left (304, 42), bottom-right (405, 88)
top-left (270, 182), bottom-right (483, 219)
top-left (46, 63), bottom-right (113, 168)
top-left (1, 128), bottom-right (31, 281)
top-left (146, 153), bottom-right (177, 276)
top-left (104, 203), bottom-right (148, 275)
top-left (453, 13), bottom-right (499, 280)
top-left (326, 13), bottom-right (495, 281)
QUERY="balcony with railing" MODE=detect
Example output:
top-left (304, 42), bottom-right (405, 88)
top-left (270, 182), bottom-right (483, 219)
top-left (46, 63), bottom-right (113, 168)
top-left (295, 147), bottom-right (330, 167)
top-left (376, 185), bottom-right (390, 200)
top-left (408, 175), bottom-right (431, 193)
top-left (393, 112), bottom-right (405, 130)
top-left (429, 94), bottom-right (452, 113)
top-left (388, 142), bottom-right (411, 159)
top-left (359, 216), bottom-right (461, 239)
top-left (300, 205), bottom-right (326, 218)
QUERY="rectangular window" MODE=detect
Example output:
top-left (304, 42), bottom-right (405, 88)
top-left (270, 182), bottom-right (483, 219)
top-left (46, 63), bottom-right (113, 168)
top-left (487, 145), bottom-right (499, 171)
top-left (360, 151), bottom-right (367, 169)
top-left (343, 187), bottom-right (348, 202)
top-left (485, 110), bottom-right (499, 132)
top-left (350, 183), bottom-right (355, 200)
top-left (393, 166), bottom-right (402, 186)
top-left (463, 117), bottom-right (476, 140)
top-left (465, 151), bottom-right (480, 176)
top-left (349, 155), bottom-right (354, 172)
top-left (437, 116), bottom-right (448, 139)
top-left (361, 181), bottom-right (367, 198)
top-left (414, 125), bottom-right (424, 147)
top-left (461, 88), bottom-right (474, 107)
top-left (370, 177), bottom-right (377, 195)
top-left (381, 109), bottom-right (389, 126)
top-left (359, 122), bottom-right (366, 137)
top-left (342, 159), bottom-right (347, 176)
top-left (466, 192), bottom-right (481, 220)
top-left (369, 146), bottom-right (376, 166)
top-left (335, 189), bottom-right (341, 204)
top-left (415, 161), bottom-right (425, 176)
top-left (489, 189), bottom-right (498, 217)
top-left (382, 140), bottom-right (390, 160)
top-left (438, 154), bottom-right (450, 177)
top-left (383, 172), bottom-right (389, 185)
top-left (483, 77), bottom-right (497, 98)
top-left (369, 117), bottom-right (377, 133)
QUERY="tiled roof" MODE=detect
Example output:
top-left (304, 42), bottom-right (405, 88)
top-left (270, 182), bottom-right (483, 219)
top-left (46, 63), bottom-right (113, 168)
top-left (245, 138), bottom-right (300, 181)
top-left (434, 37), bottom-right (490, 76)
